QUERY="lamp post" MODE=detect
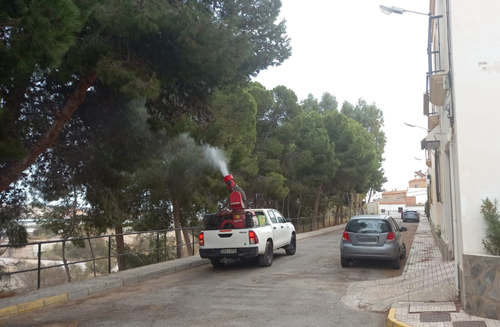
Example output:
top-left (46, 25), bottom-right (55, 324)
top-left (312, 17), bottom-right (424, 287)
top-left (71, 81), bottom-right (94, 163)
top-left (404, 122), bottom-right (429, 132)
top-left (379, 5), bottom-right (429, 16)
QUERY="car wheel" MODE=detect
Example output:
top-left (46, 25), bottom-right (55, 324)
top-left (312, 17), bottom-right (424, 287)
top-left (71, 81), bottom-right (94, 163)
top-left (258, 241), bottom-right (274, 267)
top-left (400, 243), bottom-right (407, 259)
top-left (211, 259), bottom-right (225, 268)
top-left (391, 254), bottom-right (401, 269)
top-left (285, 235), bottom-right (296, 255)
top-left (341, 257), bottom-right (350, 268)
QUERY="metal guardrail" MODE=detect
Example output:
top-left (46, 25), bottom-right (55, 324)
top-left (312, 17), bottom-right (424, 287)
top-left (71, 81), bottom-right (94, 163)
top-left (0, 226), bottom-right (203, 290)
top-left (287, 215), bottom-right (347, 233)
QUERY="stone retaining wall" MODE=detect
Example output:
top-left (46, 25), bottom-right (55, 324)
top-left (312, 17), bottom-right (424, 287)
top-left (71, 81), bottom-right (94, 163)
top-left (461, 253), bottom-right (500, 319)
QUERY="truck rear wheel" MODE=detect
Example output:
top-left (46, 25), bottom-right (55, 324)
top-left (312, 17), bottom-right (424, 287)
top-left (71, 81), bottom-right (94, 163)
top-left (258, 241), bottom-right (273, 267)
top-left (211, 259), bottom-right (225, 268)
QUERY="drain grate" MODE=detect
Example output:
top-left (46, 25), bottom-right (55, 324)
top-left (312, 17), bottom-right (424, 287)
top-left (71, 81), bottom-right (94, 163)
top-left (420, 312), bottom-right (451, 322)
top-left (453, 322), bottom-right (487, 327)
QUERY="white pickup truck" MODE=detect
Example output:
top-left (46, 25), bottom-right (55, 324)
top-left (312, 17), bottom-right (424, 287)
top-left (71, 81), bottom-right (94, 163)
top-left (199, 208), bottom-right (296, 267)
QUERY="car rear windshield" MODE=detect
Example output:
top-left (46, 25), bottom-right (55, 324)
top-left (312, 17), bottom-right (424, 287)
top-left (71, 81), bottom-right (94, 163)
top-left (404, 212), bottom-right (418, 217)
top-left (346, 219), bottom-right (391, 233)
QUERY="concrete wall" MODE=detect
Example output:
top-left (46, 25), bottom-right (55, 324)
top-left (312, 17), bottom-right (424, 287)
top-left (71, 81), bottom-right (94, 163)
top-left (408, 178), bottom-right (426, 188)
top-left (450, 0), bottom-right (500, 255)
top-left (379, 204), bottom-right (405, 216)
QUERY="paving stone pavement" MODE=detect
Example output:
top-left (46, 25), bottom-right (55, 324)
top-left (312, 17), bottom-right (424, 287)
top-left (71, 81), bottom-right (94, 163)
top-left (368, 217), bottom-right (500, 327)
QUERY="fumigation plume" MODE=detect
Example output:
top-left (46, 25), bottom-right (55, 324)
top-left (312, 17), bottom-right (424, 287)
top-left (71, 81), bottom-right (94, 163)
top-left (202, 145), bottom-right (229, 176)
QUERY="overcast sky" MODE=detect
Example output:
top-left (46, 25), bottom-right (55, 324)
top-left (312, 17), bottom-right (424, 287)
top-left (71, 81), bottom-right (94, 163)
top-left (255, 0), bottom-right (431, 191)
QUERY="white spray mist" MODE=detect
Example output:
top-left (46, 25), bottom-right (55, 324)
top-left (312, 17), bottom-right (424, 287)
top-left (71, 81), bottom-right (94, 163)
top-left (202, 145), bottom-right (229, 176)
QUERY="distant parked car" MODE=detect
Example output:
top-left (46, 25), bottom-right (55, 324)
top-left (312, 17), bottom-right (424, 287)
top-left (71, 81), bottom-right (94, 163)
top-left (402, 210), bottom-right (420, 223)
top-left (340, 215), bottom-right (407, 269)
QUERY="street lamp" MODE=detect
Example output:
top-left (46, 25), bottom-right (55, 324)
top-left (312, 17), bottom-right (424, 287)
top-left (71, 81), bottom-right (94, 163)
top-left (404, 123), bottom-right (429, 132)
top-left (379, 5), bottom-right (429, 16)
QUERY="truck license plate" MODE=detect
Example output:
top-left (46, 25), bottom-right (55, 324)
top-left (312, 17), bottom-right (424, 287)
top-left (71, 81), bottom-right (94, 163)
top-left (220, 249), bottom-right (237, 254)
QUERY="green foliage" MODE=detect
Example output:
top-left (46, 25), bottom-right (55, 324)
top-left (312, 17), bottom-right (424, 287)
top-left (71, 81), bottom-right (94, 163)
top-left (0, 0), bottom-right (84, 74)
top-left (1, 0), bottom-right (390, 241)
top-left (264, 172), bottom-right (289, 200)
top-left (425, 200), bottom-right (431, 219)
top-left (480, 198), bottom-right (500, 255)
top-left (0, 194), bottom-right (29, 246)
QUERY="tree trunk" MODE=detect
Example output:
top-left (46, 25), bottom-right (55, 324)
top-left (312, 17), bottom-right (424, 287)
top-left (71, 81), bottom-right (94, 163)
top-left (335, 206), bottom-right (340, 225)
top-left (182, 228), bottom-right (193, 256)
top-left (172, 197), bottom-right (183, 258)
top-left (0, 71), bottom-right (98, 193)
top-left (61, 240), bottom-right (71, 283)
top-left (346, 192), bottom-right (351, 220)
top-left (340, 206), bottom-right (344, 224)
top-left (353, 192), bottom-right (358, 215)
top-left (297, 194), bottom-right (302, 220)
top-left (367, 188), bottom-right (373, 204)
top-left (287, 193), bottom-right (291, 218)
top-left (88, 238), bottom-right (97, 277)
top-left (62, 185), bottom-right (78, 282)
top-left (312, 184), bottom-right (322, 231)
top-left (323, 197), bottom-right (329, 226)
top-left (115, 224), bottom-right (127, 271)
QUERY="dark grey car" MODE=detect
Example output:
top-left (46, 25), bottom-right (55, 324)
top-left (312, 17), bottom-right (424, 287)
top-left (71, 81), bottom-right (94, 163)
top-left (339, 215), bottom-right (407, 269)
top-left (402, 210), bottom-right (420, 222)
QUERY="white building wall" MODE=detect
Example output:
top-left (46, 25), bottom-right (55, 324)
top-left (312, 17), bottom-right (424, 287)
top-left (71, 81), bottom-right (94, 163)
top-left (379, 204), bottom-right (404, 216)
top-left (407, 188), bottom-right (427, 204)
top-left (450, 0), bottom-right (500, 254)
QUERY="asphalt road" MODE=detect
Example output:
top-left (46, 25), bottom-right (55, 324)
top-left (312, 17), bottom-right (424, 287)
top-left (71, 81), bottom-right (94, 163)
top-left (3, 227), bottom-right (416, 327)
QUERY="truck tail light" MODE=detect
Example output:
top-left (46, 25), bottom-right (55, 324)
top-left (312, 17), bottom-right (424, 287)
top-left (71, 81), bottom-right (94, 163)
top-left (385, 232), bottom-right (395, 242)
top-left (249, 230), bottom-right (259, 244)
top-left (342, 231), bottom-right (351, 242)
top-left (199, 232), bottom-right (204, 246)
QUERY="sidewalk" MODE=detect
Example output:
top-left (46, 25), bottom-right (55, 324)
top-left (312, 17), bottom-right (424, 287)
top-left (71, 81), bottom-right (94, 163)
top-left (342, 217), bottom-right (500, 327)
top-left (0, 224), bottom-right (345, 319)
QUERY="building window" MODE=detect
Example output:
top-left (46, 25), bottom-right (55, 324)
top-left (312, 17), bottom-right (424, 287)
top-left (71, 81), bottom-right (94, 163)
top-left (381, 209), bottom-right (386, 213)
top-left (414, 184), bottom-right (418, 188)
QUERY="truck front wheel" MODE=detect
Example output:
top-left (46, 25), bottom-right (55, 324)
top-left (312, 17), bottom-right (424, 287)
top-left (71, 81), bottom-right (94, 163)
top-left (258, 241), bottom-right (274, 267)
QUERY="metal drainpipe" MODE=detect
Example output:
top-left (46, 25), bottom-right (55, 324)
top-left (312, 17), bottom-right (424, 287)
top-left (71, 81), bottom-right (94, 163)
top-left (448, 128), bottom-right (460, 296)
top-left (444, 0), bottom-right (459, 297)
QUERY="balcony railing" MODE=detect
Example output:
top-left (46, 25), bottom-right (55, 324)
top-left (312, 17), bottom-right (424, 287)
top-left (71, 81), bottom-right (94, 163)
top-left (425, 14), bottom-right (445, 114)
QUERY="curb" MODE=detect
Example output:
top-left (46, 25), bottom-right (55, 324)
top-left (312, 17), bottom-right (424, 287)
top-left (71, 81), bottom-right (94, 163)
top-left (0, 294), bottom-right (68, 318)
top-left (0, 258), bottom-right (210, 320)
top-left (386, 308), bottom-right (412, 327)
top-left (296, 224), bottom-right (346, 241)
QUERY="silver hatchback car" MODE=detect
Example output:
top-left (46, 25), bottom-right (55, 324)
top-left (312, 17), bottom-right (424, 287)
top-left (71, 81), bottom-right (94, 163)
top-left (340, 215), bottom-right (407, 269)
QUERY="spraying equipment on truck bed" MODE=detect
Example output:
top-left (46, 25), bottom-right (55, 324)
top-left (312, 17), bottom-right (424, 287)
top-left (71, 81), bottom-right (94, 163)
top-left (203, 174), bottom-right (257, 230)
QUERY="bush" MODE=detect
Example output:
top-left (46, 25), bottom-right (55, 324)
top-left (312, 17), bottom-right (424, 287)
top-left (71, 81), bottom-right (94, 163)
top-left (480, 198), bottom-right (500, 255)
